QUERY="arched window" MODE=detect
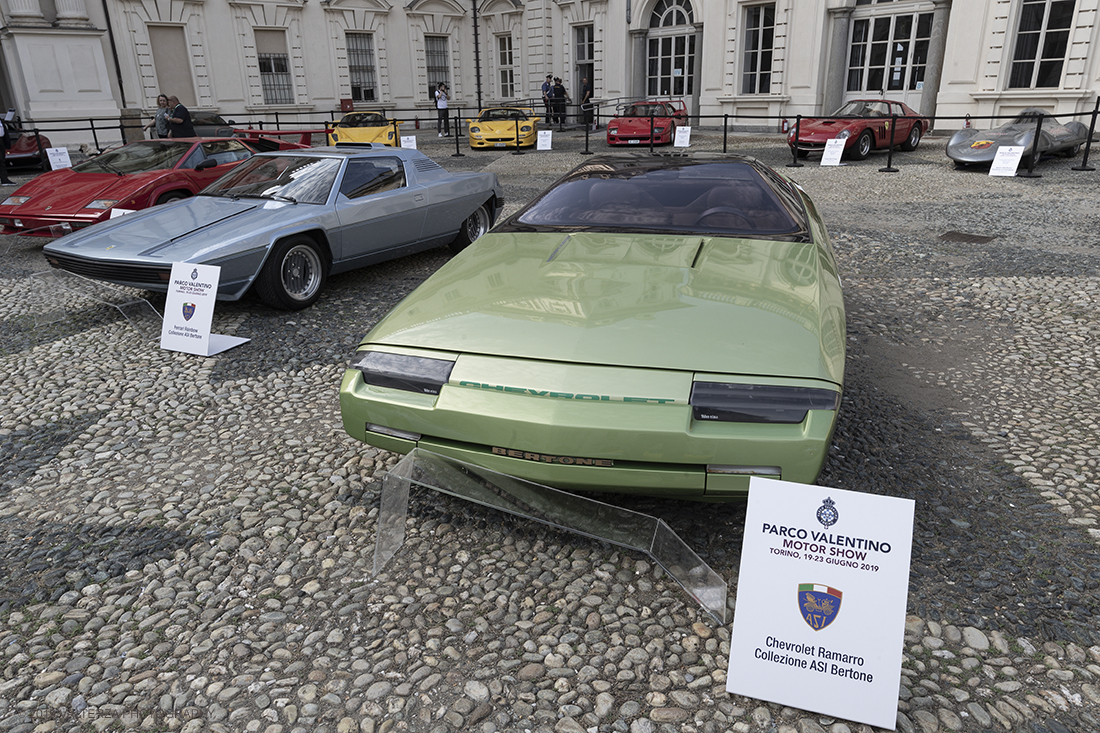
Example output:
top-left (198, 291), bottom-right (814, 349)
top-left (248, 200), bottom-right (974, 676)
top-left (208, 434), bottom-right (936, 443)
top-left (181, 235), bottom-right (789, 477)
top-left (649, 0), bottom-right (693, 28)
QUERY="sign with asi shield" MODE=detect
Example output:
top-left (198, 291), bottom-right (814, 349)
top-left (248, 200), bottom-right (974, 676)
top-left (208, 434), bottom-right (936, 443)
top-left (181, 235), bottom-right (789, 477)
top-left (726, 479), bottom-right (914, 730)
top-left (160, 262), bottom-right (249, 356)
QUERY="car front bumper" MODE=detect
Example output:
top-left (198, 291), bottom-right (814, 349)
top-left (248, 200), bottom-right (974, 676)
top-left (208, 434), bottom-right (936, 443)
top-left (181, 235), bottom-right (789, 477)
top-left (339, 354), bottom-right (840, 499)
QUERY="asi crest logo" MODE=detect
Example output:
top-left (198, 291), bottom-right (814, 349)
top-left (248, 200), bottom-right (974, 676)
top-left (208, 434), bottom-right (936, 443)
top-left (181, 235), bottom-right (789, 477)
top-left (182, 303), bottom-right (197, 321)
top-left (799, 583), bottom-right (842, 631)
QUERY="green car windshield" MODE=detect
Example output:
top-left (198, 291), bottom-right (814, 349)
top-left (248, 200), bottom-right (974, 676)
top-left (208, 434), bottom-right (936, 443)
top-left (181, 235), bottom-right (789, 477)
top-left (505, 159), bottom-right (807, 238)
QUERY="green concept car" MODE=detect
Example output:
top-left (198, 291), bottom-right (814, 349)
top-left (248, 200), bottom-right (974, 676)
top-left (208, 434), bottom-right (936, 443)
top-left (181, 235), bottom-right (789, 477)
top-left (340, 154), bottom-right (845, 499)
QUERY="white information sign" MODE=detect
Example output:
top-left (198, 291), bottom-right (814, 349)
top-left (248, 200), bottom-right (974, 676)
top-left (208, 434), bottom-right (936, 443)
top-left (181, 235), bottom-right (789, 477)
top-left (727, 478), bottom-right (914, 730)
top-left (820, 138), bottom-right (846, 166)
top-left (46, 147), bottom-right (72, 170)
top-left (673, 126), bottom-right (692, 148)
top-left (160, 262), bottom-right (249, 356)
top-left (399, 135), bottom-right (417, 149)
top-left (989, 145), bottom-right (1025, 177)
top-left (537, 130), bottom-right (553, 150)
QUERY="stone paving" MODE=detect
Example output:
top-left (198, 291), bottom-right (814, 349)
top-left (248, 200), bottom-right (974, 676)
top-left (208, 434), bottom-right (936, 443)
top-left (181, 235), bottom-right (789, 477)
top-left (0, 130), bottom-right (1099, 732)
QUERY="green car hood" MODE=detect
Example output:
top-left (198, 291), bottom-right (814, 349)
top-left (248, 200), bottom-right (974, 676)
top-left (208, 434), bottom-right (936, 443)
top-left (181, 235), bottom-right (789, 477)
top-left (365, 231), bottom-right (845, 385)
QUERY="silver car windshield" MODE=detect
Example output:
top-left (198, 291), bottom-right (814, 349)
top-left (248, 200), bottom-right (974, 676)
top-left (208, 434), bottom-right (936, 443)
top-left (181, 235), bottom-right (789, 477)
top-left (202, 155), bottom-right (342, 204)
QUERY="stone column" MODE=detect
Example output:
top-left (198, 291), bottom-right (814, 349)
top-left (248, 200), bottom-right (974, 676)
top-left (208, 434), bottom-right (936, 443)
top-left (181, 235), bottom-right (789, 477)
top-left (823, 5), bottom-right (854, 115)
top-left (921, 0), bottom-right (952, 130)
top-left (6, 0), bottom-right (49, 25)
top-left (54, 0), bottom-right (93, 26)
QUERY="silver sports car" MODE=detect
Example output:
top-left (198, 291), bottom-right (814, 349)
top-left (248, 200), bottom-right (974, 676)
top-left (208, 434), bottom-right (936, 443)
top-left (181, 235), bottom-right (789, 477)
top-left (42, 145), bottom-right (503, 309)
top-left (947, 108), bottom-right (1090, 167)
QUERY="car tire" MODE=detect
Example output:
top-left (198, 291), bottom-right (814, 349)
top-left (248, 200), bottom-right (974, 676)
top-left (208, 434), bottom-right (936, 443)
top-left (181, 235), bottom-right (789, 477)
top-left (796, 149), bottom-right (809, 159)
top-left (156, 191), bottom-right (189, 206)
top-left (900, 124), bottom-right (922, 152)
top-left (849, 130), bottom-right (874, 161)
top-left (449, 203), bottom-right (492, 254)
top-left (1064, 143), bottom-right (1082, 158)
top-left (255, 234), bottom-right (328, 310)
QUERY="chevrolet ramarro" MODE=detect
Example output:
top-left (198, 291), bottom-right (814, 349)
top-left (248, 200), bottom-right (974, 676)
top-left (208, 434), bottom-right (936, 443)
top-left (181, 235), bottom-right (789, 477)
top-left (41, 145), bottom-right (502, 309)
top-left (340, 153), bottom-right (845, 498)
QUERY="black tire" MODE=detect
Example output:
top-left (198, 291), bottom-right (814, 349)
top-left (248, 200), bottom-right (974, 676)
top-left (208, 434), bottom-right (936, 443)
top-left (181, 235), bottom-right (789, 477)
top-left (449, 203), bottom-right (491, 254)
top-left (849, 130), bottom-right (874, 161)
top-left (900, 123), bottom-right (922, 152)
top-left (255, 235), bottom-right (328, 310)
top-left (796, 149), bottom-right (809, 159)
top-left (156, 191), bottom-right (189, 206)
top-left (1064, 143), bottom-right (1082, 158)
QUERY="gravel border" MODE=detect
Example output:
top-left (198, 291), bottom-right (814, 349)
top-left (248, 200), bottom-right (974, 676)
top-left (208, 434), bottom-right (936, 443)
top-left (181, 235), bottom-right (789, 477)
top-left (1, 130), bottom-right (1099, 733)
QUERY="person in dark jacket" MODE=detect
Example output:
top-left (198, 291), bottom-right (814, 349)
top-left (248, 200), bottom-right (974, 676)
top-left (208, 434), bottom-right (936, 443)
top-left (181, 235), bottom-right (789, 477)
top-left (166, 96), bottom-right (196, 137)
top-left (550, 77), bottom-right (570, 125)
top-left (0, 118), bottom-right (14, 185)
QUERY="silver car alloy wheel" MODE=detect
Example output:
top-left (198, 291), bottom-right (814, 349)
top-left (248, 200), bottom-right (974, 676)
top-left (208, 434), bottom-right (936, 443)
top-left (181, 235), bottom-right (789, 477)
top-left (466, 205), bottom-right (490, 242)
top-left (281, 242), bottom-right (324, 302)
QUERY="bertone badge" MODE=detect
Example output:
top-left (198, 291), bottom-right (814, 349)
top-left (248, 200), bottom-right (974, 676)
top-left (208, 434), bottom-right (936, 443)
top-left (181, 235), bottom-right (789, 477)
top-left (799, 583), bottom-right (842, 631)
top-left (182, 302), bottom-right (196, 321)
top-left (816, 496), bottom-right (838, 529)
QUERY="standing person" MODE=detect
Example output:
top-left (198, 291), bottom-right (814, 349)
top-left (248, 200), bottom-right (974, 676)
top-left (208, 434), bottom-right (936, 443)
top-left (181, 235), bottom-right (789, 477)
top-left (435, 83), bottom-right (450, 137)
top-left (541, 74), bottom-right (553, 120)
top-left (551, 77), bottom-right (569, 125)
top-left (0, 117), bottom-right (14, 186)
top-left (580, 77), bottom-right (594, 129)
top-left (143, 94), bottom-right (171, 138)
top-left (166, 96), bottom-right (195, 137)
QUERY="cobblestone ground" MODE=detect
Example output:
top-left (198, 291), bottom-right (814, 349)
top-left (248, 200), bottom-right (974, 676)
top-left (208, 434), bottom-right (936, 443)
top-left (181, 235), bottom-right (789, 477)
top-left (1, 129), bottom-right (1099, 733)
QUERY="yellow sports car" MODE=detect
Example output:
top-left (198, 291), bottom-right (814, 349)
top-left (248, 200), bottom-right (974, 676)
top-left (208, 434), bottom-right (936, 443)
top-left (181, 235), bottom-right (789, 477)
top-left (467, 107), bottom-right (540, 149)
top-left (327, 112), bottom-right (400, 147)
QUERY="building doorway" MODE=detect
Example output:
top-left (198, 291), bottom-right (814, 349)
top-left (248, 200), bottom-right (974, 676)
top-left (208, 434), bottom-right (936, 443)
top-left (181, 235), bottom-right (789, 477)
top-left (645, 0), bottom-right (696, 108)
top-left (844, 10), bottom-right (933, 113)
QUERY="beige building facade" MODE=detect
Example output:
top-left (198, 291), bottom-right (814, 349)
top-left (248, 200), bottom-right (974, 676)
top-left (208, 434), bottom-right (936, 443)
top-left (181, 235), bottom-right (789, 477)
top-left (0, 0), bottom-right (1097, 147)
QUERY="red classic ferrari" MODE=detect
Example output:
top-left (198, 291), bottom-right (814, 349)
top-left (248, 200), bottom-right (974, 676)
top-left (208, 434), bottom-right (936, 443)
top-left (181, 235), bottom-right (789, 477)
top-left (0, 135), bottom-right (308, 237)
top-left (606, 99), bottom-right (688, 146)
top-left (787, 99), bottom-right (929, 160)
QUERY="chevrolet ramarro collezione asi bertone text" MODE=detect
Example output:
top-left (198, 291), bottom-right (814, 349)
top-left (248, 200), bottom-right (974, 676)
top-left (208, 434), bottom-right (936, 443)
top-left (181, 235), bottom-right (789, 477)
top-left (340, 153), bottom-right (845, 499)
top-left (41, 145), bottom-right (502, 309)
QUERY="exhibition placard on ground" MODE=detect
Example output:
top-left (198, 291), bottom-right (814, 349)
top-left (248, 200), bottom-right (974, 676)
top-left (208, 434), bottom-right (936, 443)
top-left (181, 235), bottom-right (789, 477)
top-left (159, 262), bottom-right (249, 356)
top-left (989, 145), bottom-right (1025, 176)
top-left (726, 478), bottom-right (915, 730)
top-left (821, 138), bottom-right (846, 166)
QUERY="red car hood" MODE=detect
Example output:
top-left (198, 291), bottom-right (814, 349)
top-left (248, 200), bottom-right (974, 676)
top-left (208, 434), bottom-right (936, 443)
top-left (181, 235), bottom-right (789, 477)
top-left (612, 117), bottom-right (675, 132)
top-left (796, 119), bottom-right (859, 139)
top-left (5, 169), bottom-right (168, 216)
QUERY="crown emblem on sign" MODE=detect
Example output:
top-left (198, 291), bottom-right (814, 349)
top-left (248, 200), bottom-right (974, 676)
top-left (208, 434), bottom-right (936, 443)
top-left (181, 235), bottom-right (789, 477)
top-left (816, 497), bottom-right (838, 529)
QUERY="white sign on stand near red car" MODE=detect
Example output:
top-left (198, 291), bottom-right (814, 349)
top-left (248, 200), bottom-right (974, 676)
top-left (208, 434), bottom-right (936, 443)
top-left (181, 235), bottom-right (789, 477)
top-left (726, 478), bottom-right (915, 730)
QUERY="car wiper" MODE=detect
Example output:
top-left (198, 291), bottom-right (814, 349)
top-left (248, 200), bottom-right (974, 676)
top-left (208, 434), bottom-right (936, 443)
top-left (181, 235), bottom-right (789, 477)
top-left (89, 158), bottom-right (124, 176)
top-left (267, 193), bottom-right (297, 204)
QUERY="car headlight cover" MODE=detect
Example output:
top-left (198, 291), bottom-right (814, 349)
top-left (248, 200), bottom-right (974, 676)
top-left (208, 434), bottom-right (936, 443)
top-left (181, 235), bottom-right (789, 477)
top-left (521, 125), bottom-right (532, 132)
top-left (2, 196), bottom-right (29, 206)
top-left (690, 382), bottom-right (839, 424)
top-left (85, 199), bottom-right (118, 210)
top-left (470, 126), bottom-right (481, 134)
top-left (351, 350), bottom-right (454, 395)
top-left (836, 130), bottom-right (851, 140)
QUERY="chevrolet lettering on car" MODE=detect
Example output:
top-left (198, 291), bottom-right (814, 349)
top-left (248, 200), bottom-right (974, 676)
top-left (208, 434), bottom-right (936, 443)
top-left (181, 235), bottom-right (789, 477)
top-left (459, 381), bottom-right (680, 404)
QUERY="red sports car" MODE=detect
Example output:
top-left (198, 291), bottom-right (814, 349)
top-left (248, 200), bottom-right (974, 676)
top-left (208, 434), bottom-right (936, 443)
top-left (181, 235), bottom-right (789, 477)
top-left (6, 131), bottom-right (52, 169)
top-left (606, 99), bottom-right (688, 146)
top-left (0, 137), bottom-right (287, 237)
top-left (787, 99), bottom-right (929, 160)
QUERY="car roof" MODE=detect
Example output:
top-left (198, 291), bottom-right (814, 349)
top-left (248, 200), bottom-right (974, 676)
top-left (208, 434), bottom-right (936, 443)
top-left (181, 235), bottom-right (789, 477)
top-left (252, 144), bottom-right (419, 160)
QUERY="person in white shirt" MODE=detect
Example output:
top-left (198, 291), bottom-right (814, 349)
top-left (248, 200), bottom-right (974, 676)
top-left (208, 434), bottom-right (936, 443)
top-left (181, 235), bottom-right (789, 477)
top-left (435, 83), bottom-right (450, 137)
